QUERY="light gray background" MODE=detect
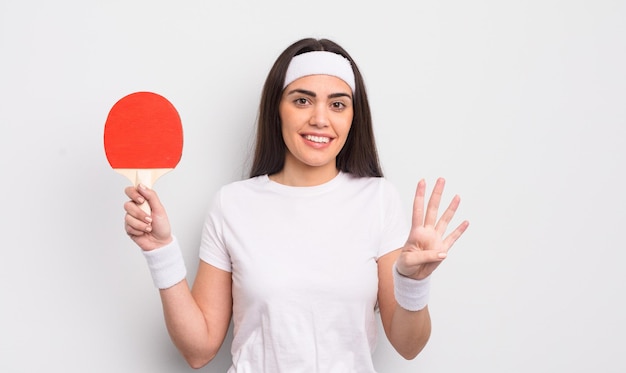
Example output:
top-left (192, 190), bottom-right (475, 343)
top-left (1, 0), bottom-right (624, 372)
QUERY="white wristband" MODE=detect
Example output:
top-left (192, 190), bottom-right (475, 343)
top-left (393, 262), bottom-right (431, 311)
top-left (142, 236), bottom-right (187, 289)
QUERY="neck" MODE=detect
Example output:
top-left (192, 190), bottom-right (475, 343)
top-left (270, 160), bottom-right (339, 187)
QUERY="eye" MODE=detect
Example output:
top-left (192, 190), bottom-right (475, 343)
top-left (331, 101), bottom-right (347, 111)
top-left (294, 97), bottom-right (310, 106)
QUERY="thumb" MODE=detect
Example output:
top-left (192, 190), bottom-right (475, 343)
top-left (136, 184), bottom-right (166, 217)
top-left (400, 247), bottom-right (447, 269)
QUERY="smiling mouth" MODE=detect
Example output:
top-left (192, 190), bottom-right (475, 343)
top-left (304, 134), bottom-right (330, 144)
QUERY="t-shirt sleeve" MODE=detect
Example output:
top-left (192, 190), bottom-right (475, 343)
top-left (378, 179), bottom-right (410, 259)
top-left (198, 188), bottom-right (232, 272)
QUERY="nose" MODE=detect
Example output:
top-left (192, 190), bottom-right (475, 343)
top-left (309, 104), bottom-right (329, 128)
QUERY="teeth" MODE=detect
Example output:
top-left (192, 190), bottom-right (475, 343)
top-left (305, 135), bottom-right (330, 143)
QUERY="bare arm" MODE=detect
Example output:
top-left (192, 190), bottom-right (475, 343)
top-left (378, 249), bottom-right (432, 359)
top-left (124, 185), bottom-right (232, 368)
top-left (160, 262), bottom-right (232, 368)
top-left (378, 178), bottom-right (469, 359)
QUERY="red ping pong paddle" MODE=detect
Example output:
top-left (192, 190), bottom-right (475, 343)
top-left (104, 91), bottom-right (183, 214)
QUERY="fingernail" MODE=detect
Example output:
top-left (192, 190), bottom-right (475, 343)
top-left (145, 216), bottom-right (152, 223)
top-left (137, 197), bottom-right (145, 203)
top-left (438, 252), bottom-right (448, 259)
top-left (145, 225), bottom-right (152, 233)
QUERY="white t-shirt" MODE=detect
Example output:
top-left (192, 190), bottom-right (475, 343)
top-left (199, 172), bottom-right (409, 373)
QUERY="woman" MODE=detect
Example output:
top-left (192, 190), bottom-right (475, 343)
top-left (124, 38), bottom-right (469, 372)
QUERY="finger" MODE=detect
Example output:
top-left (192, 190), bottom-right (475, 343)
top-left (123, 186), bottom-right (149, 223)
top-left (124, 186), bottom-right (146, 205)
top-left (135, 184), bottom-right (172, 241)
top-left (424, 177), bottom-right (445, 226)
top-left (399, 250), bottom-right (446, 277)
top-left (411, 179), bottom-right (426, 228)
top-left (442, 220), bottom-right (470, 251)
top-left (124, 213), bottom-right (152, 235)
top-left (136, 184), bottom-right (166, 217)
top-left (123, 199), bottom-right (152, 225)
top-left (434, 194), bottom-right (460, 235)
top-left (126, 224), bottom-right (149, 237)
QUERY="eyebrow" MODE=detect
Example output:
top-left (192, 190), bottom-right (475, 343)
top-left (286, 88), bottom-right (352, 100)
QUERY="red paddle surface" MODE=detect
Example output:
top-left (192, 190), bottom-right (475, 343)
top-left (104, 91), bottom-right (183, 169)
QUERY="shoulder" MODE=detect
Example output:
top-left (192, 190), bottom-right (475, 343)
top-left (217, 175), bottom-right (269, 197)
top-left (342, 173), bottom-right (400, 195)
top-left (207, 175), bottom-right (276, 215)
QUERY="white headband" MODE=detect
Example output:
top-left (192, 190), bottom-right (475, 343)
top-left (283, 51), bottom-right (356, 93)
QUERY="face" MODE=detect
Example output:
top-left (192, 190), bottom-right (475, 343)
top-left (278, 74), bottom-right (353, 180)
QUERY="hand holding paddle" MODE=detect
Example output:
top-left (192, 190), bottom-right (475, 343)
top-left (104, 91), bottom-right (183, 214)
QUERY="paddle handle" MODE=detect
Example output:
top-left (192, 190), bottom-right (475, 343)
top-left (114, 168), bottom-right (173, 214)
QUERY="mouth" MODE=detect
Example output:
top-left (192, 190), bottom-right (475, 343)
top-left (303, 134), bottom-right (331, 144)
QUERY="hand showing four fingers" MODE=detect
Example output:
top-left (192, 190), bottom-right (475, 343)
top-left (396, 178), bottom-right (470, 280)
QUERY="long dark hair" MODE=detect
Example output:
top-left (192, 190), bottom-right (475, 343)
top-left (249, 38), bottom-right (383, 178)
